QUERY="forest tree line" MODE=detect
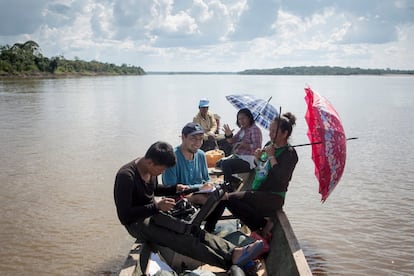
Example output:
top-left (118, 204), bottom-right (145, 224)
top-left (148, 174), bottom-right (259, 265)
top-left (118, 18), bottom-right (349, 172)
top-left (0, 40), bottom-right (145, 76)
top-left (239, 66), bottom-right (414, 75)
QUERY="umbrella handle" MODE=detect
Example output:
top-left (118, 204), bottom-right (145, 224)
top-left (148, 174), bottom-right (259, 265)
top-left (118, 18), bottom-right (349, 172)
top-left (271, 106), bottom-right (282, 145)
top-left (291, 137), bottom-right (358, 148)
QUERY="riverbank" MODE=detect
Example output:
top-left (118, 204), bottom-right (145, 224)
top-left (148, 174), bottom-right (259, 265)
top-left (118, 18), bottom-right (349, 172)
top-left (0, 71), bottom-right (145, 79)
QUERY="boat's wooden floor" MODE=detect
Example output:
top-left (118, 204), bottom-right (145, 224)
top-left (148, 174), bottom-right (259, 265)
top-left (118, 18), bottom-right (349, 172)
top-left (119, 242), bottom-right (267, 276)
top-left (199, 259), bottom-right (267, 276)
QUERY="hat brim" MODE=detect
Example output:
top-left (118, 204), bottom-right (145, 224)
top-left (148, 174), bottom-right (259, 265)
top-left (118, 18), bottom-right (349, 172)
top-left (188, 130), bottom-right (204, 136)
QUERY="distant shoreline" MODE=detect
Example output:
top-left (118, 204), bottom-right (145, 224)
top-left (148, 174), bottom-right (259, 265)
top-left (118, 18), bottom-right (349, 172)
top-left (147, 72), bottom-right (414, 76)
top-left (2, 72), bottom-right (414, 79)
top-left (144, 66), bottom-right (414, 76)
top-left (2, 66), bottom-right (414, 79)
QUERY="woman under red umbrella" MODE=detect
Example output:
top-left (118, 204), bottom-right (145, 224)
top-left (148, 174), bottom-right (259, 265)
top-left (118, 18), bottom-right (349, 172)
top-left (205, 112), bottom-right (298, 238)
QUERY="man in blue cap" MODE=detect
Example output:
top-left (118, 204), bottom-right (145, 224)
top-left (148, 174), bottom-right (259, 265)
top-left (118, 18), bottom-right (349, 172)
top-left (162, 122), bottom-right (211, 189)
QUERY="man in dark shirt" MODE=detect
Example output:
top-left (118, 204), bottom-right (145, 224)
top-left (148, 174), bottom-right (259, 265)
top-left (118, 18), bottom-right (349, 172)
top-left (114, 141), bottom-right (263, 270)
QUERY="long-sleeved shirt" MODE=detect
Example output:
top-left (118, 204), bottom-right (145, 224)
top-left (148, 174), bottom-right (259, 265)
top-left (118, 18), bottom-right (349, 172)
top-left (114, 159), bottom-right (177, 225)
top-left (232, 123), bottom-right (262, 155)
top-left (253, 145), bottom-right (298, 195)
top-left (162, 147), bottom-right (210, 188)
top-left (193, 111), bottom-right (217, 138)
top-left (229, 123), bottom-right (262, 169)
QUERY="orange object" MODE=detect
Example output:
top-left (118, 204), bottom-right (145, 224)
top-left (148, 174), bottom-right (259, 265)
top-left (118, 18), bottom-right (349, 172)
top-left (205, 149), bottom-right (224, 168)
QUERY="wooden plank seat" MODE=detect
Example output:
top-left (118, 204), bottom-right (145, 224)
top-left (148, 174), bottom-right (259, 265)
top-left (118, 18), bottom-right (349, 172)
top-left (208, 167), bottom-right (255, 192)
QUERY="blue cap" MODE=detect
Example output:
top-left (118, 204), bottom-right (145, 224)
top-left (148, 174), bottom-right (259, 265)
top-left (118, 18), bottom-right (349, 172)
top-left (199, 98), bottom-right (209, 108)
top-left (182, 122), bottom-right (204, 136)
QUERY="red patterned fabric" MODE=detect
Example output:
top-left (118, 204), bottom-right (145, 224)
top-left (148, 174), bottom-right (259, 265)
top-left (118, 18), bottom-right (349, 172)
top-left (250, 231), bottom-right (270, 257)
top-left (304, 87), bottom-right (347, 202)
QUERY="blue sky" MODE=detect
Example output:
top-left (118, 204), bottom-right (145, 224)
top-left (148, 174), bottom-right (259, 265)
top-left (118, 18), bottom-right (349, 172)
top-left (0, 0), bottom-right (413, 71)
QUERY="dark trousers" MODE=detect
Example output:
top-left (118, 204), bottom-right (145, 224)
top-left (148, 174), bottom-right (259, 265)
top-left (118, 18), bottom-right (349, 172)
top-left (201, 137), bottom-right (233, 157)
top-left (220, 157), bottom-right (251, 184)
top-left (125, 217), bottom-right (234, 269)
top-left (204, 191), bottom-right (284, 233)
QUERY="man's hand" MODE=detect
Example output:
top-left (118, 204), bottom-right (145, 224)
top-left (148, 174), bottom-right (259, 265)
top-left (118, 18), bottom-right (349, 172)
top-left (176, 184), bottom-right (189, 192)
top-left (201, 182), bottom-right (214, 190)
top-left (156, 197), bottom-right (176, 212)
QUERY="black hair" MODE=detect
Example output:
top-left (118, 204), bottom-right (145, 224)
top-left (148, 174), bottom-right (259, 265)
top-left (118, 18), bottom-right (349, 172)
top-left (236, 108), bottom-right (255, 127)
top-left (144, 141), bottom-right (176, 167)
top-left (275, 112), bottom-right (296, 138)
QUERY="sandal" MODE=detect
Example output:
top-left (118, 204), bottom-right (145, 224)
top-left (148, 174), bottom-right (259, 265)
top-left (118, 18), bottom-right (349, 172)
top-left (233, 241), bottom-right (264, 267)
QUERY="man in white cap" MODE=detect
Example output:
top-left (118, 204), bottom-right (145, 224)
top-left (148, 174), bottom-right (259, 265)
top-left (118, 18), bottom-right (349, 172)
top-left (193, 98), bottom-right (232, 155)
top-left (193, 98), bottom-right (218, 148)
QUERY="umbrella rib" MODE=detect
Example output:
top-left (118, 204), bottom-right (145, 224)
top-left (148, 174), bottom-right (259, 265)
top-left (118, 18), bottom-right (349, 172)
top-left (254, 96), bottom-right (273, 121)
top-left (291, 137), bottom-right (358, 148)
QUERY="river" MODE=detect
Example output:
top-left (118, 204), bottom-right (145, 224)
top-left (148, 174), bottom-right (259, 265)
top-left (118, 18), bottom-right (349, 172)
top-left (0, 75), bottom-right (413, 275)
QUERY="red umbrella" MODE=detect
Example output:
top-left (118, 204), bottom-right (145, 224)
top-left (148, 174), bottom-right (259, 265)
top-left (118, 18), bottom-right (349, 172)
top-left (304, 86), bottom-right (349, 202)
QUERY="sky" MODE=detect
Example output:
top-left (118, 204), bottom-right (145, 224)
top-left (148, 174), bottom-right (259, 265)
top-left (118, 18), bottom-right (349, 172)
top-left (0, 0), bottom-right (413, 72)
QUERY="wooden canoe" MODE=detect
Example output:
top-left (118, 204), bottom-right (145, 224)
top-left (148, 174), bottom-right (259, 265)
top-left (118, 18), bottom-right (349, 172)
top-left (118, 209), bottom-right (312, 275)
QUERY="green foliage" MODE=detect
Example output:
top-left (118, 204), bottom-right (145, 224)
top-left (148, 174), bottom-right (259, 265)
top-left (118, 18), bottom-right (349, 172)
top-left (239, 66), bottom-right (414, 75)
top-left (0, 40), bottom-right (146, 76)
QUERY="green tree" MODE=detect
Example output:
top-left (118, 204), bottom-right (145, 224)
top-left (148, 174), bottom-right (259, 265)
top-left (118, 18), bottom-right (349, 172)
top-left (1, 40), bottom-right (146, 76)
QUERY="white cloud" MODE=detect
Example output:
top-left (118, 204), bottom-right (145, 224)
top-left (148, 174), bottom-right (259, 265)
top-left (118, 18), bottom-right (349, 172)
top-left (0, 0), bottom-right (413, 71)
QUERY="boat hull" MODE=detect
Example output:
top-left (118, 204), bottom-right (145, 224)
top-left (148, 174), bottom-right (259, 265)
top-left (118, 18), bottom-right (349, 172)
top-left (265, 210), bottom-right (312, 276)
top-left (119, 210), bottom-right (312, 275)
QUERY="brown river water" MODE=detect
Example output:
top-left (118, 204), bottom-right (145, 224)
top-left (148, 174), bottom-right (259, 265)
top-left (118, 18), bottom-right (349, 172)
top-left (0, 75), bottom-right (413, 275)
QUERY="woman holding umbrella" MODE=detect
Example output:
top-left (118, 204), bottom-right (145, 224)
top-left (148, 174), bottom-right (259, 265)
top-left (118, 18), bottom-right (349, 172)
top-left (218, 108), bottom-right (262, 189)
top-left (205, 112), bottom-right (298, 237)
